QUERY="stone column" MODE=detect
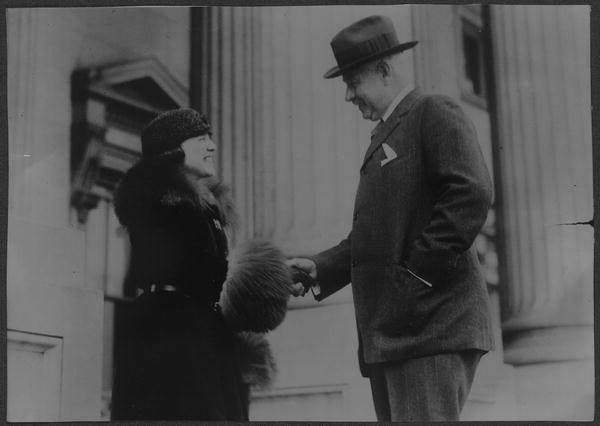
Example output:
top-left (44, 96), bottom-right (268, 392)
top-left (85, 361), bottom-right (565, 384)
top-left (411, 4), bottom-right (461, 98)
top-left (411, 5), bottom-right (520, 421)
top-left (192, 5), bottom-right (414, 253)
top-left (190, 6), bottom-right (415, 421)
top-left (7, 9), bottom-right (104, 420)
top-left (489, 5), bottom-right (593, 419)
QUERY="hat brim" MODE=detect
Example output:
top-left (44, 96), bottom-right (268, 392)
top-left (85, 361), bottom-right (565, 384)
top-left (323, 40), bottom-right (418, 79)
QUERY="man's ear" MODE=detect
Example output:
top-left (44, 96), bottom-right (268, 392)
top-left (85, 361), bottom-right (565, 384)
top-left (377, 60), bottom-right (392, 84)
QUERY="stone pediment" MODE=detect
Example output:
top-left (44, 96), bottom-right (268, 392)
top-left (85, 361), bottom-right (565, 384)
top-left (70, 57), bottom-right (189, 224)
top-left (86, 57), bottom-right (188, 114)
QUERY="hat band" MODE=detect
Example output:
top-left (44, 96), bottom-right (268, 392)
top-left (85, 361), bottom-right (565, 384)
top-left (334, 32), bottom-right (398, 68)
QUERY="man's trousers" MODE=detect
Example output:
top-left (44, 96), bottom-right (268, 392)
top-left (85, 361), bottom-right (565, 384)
top-left (368, 349), bottom-right (485, 421)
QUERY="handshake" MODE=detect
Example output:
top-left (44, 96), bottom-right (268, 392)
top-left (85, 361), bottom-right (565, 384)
top-left (286, 258), bottom-right (318, 297)
top-left (220, 241), bottom-right (319, 332)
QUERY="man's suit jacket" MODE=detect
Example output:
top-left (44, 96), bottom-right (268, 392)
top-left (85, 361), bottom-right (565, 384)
top-left (312, 89), bottom-right (495, 376)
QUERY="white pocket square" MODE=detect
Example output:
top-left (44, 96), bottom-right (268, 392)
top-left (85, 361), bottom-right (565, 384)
top-left (380, 143), bottom-right (398, 166)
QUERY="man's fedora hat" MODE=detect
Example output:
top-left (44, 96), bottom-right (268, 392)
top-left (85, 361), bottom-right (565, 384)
top-left (324, 15), bottom-right (418, 79)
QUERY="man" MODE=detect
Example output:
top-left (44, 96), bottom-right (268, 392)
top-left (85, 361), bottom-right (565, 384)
top-left (287, 15), bottom-right (495, 421)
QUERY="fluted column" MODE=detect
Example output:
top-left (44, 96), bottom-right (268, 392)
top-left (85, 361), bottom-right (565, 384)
top-left (490, 5), bottom-right (593, 364)
top-left (194, 7), bottom-right (256, 241)
top-left (8, 8), bottom-right (40, 223)
top-left (411, 4), bottom-right (460, 97)
top-left (190, 7), bottom-right (415, 421)
top-left (192, 6), bottom-right (415, 253)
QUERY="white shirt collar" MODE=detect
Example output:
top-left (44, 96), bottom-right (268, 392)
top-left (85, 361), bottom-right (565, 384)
top-left (381, 84), bottom-right (414, 122)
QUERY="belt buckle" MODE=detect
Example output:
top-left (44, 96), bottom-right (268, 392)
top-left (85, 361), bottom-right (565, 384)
top-left (149, 284), bottom-right (177, 293)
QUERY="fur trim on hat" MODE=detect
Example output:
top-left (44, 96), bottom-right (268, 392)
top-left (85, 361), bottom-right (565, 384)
top-left (234, 332), bottom-right (277, 390)
top-left (220, 240), bottom-right (293, 333)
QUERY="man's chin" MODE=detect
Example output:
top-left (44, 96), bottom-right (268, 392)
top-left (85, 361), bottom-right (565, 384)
top-left (359, 109), bottom-right (372, 120)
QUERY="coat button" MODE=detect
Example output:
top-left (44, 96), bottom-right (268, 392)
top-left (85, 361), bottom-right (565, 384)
top-left (360, 169), bottom-right (366, 175)
top-left (351, 260), bottom-right (358, 268)
top-left (353, 212), bottom-right (358, 221)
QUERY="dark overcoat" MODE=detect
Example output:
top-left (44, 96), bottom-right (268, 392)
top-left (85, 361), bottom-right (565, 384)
top-left (110, 156), bottom-right (247, 421)
top-left (312, 89), bottom-right (495, 376)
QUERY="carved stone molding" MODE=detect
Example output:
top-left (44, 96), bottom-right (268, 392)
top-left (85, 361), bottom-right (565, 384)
top-left (70, 57), bottom-right (189, 223)
top-left (7, 330), bottom-right (63, 422)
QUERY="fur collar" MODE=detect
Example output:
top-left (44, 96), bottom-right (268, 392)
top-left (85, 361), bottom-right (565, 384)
top-left (114, 158), bottom-right (236, 230)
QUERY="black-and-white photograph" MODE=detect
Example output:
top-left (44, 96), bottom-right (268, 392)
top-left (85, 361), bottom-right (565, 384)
top-left (5, 3), bottom-right (594, 422)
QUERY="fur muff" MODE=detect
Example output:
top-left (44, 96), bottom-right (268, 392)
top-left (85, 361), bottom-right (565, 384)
top-left (220, 240), bottom-right (294, 332)
top-left (235, 332), bottom-right (277, 390)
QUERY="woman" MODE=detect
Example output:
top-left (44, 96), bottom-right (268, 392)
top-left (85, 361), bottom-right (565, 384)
top-left (111, 108), bottom-right (248, 420)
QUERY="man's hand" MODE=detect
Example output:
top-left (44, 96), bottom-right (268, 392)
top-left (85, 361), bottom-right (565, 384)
top-left (286, 258), bottom-right (317, 297)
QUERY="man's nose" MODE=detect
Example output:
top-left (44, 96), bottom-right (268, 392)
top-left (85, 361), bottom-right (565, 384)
top-left (345, 86), bottom-right (355, 102)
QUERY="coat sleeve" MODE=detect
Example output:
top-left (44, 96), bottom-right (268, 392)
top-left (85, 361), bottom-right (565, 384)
top-left (309, 233), bottom-right (352, 301)
top-left (405, 95), bottom-right (492, 286)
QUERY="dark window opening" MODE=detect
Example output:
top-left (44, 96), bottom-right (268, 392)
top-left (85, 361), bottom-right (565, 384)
top-left (463, 32), bottom-right (482, 95)
top-left (461, 17), bottom-right (488, 105)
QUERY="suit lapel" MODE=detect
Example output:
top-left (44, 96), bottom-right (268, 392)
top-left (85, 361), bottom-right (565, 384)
top-left (360, 89), bottom-right (422, 170)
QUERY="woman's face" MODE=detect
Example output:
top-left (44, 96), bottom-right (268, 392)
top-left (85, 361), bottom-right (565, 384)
top-left (181, 134), bottom-right (217, 177)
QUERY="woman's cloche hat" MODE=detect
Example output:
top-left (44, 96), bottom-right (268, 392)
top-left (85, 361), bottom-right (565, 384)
top-left (141, 108), bottom-right (212, 158)
top-left (323, 15), bottom-right (418, 79)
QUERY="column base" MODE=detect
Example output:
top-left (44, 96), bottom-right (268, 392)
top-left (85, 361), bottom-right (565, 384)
top-left (512, 359), bottom-right (594, 420)
top-left (504, 325), bottom-right (593, 364)
top-left (462, 350), bottom-right (518, 421)
top-left (502, 324), bottom-right (594, 420)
